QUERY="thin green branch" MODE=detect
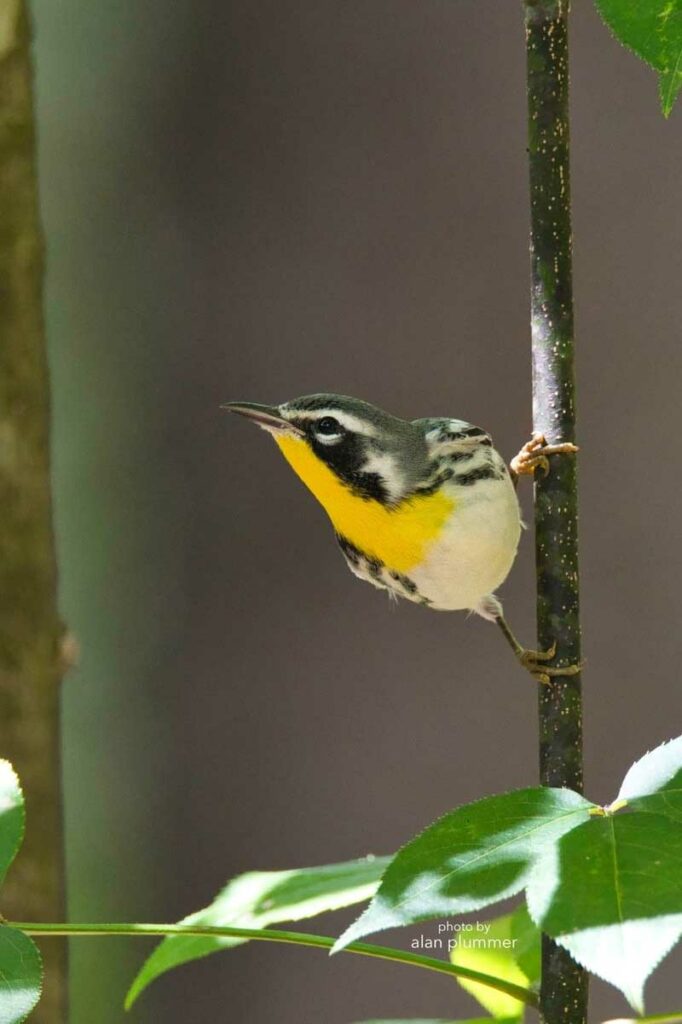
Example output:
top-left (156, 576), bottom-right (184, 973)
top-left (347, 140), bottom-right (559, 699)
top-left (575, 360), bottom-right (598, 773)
top-left (9, 921), bottom-right (538, 1007)
top-left (523, 1), bottom-right (586, 1023)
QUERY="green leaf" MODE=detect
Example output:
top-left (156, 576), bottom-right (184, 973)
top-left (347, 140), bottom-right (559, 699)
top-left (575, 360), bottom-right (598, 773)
top-left (0, 926), bottom-right (42, 1024)
top-left (0, 761), bottom-right (24, 887)
top-left (509, 904), bottom-right (540, 986)
top-left (594, 0), bottom-right (682, 116)
top-left (616, 735), bottom-right (682, 821)
top-left (451, 906), bottom-right (540, 1022)
top-left (126, 854), bottom-right (389, 1008)
top-left (334, 787), bottom-right (593, 952)
top-left (351, 1020), bottom-right (494, 1023)
top-left (659, 62), bottom-right (682, 115)
top-left (527, 812), bottom-right (682, 1013)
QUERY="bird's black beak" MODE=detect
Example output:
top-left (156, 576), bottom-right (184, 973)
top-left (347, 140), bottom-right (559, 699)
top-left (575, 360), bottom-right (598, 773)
top-left (221, 401), bottom-right (304, 437)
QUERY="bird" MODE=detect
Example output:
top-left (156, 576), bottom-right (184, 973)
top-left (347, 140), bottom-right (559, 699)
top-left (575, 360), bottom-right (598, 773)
top-left (224, 393), bottom-right (579, 683)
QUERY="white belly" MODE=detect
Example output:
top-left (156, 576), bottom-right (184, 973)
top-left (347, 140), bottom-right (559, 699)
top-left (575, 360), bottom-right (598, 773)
top-left (408, 475), bottom-right (521, 611)
top-left (337, 470), bottom-right (522, 614)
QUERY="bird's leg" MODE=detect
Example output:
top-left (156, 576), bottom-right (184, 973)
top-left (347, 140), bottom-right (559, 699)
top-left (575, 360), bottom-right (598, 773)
top-left (498, 435), bottom-right (579, 681)
top-left (495, 614), bottom-right (582, 686)
top-left (509, 431), bottom-right (578, 487)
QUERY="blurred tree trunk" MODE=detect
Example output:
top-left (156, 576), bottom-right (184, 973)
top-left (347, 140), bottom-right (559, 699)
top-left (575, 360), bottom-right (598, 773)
top-left (0, 2), bottom-right (67, 1020)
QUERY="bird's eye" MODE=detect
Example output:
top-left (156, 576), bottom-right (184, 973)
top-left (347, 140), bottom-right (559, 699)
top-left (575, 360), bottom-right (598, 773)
top-left (316, 416), bottom-right (341, 436)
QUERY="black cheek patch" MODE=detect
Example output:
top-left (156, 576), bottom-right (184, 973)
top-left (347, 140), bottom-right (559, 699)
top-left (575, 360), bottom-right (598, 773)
top-left (311, 433), bottom-right (389, 503)
top-left (347, 471), bottom-right (388, 503)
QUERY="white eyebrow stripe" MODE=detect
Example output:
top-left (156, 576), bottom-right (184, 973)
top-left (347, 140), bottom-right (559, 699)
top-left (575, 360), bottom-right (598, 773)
top-left (281, 408), bottom-right (379, 437)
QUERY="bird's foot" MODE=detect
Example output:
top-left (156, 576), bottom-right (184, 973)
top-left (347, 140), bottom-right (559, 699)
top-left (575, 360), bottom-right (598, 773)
top-left (510, 432), bottom-right (578, 480)
top-left (518, 642), bottom-right (583, 686)
top-left (494, 614), bottom-right (583, 685)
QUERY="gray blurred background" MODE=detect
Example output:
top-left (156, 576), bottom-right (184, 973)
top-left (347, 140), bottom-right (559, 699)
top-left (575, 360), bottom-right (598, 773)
top-left (31, 1), bottom-right (680, 1021)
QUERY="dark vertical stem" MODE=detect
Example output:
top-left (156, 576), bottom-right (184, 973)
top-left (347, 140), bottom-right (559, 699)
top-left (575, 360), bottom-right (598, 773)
top-left (0, 3), bottom-right (68, 1020)
top-left (523, 2), bottom-right (586, 1023)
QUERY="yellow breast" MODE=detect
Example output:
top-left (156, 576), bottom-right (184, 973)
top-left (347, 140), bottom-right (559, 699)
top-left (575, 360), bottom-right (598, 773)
top-left (275, 436), bottom-right (454, 572)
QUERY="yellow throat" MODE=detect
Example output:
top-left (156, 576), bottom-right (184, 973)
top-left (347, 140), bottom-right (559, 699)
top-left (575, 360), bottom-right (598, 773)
top-left (274, 435), bottom-right (454, 572)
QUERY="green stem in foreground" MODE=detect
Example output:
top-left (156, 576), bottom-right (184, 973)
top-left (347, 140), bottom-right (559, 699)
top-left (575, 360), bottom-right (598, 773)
top-left (9, 921), bottom-right (538, 1008)
top-left (523, 2), bottom-right (586, 1024)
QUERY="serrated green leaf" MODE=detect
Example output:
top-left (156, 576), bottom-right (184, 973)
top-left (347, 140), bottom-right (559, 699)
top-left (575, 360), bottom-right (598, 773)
top-left (334, 788), bottom-right (593, 952)
top-left (526, 812), bottom-right (682, 1013)
top-left (617, 735), bottom-right (682, 821)
top-left (0, 926), bottom-right (43, 1024)
top-left (451, 906), bottom-right (540, 1022)
top-left (0, 761), bottom-right (24, 887)
top-left (509, 905), bottom-right (540, 986)
top-left (126, 855), bottom-right (389, 1008)
top-left (594, 0), bottom-right (682, 116)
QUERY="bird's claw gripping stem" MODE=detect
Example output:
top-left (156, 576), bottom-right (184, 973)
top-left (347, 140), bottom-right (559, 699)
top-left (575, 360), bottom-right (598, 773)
top-left (510, 431), bottom-right (578, 481)
top-left (495, 616), bottom-right (583, 686)
top-left (498, 435), bottom-right (580, 683)
top-left (518, 642), bottom-right (583, 686)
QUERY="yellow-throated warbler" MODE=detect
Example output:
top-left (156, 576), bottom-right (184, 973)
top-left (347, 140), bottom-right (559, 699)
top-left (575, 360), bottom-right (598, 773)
top-left (225, 394), bottom-right (579, 683)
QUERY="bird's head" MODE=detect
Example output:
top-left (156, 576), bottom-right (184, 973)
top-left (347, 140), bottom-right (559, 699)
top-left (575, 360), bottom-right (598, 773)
top-left (224, 393), bottom-right (492, 511)
top-left (224, 393), bottom-right (428, 506)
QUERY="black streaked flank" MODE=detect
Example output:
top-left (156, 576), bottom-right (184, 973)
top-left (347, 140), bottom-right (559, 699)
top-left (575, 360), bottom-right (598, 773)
top-left (389, 570), bottom-right (417, 595)
top-left (455, 464), bottom-right (503, 486)
top-left (446, 450), bottom-right (478, 462)
top-left (336, 534), bottom-right (387, 590)
top-left (336, 535), bottom-right (384, 582)
top-left (366, 558), bottom-right (383, 580)
top-left (414, 468), bottom-right (454, 497)
top-left (336, 535), bottom-right (362, 566)
top-left (335, 534), bottom-right (432, 606)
